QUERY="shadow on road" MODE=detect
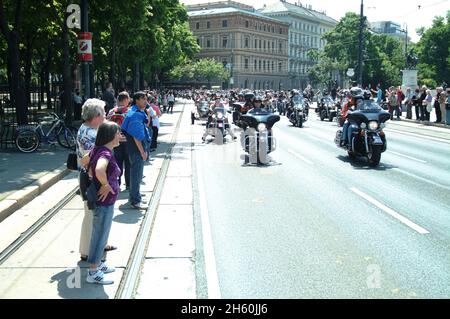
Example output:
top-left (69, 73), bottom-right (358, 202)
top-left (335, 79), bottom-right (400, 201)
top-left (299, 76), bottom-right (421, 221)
top-left (336, 155), bottom-right (397, 171)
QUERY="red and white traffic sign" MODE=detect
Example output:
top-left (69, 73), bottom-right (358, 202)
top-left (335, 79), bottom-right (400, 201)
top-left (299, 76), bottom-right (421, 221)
top-left (77, 32), bottom-right (93, 62)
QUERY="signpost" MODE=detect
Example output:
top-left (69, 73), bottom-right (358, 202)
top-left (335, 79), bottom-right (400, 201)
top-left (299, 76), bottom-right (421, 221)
top-left (346, 68), bottom-right (355, 77)
top-left (77, 32), bottom-right (93, 62)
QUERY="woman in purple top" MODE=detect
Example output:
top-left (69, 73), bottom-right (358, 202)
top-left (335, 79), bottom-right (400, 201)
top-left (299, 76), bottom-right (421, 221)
top-left (86, 121), bottom-right (121, 285)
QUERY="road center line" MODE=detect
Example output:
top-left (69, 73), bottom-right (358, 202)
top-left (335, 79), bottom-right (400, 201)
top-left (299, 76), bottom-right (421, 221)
top-left (196, 150), bottom-right (222, 299)
top-left (287, 149), bottom-right (314, 165)
top-left (392, 168), bottom-right (450, 191)
top-left (350, 187), bottom-right (430, 235)
top-left (386, 150), bottom-right (427, 164)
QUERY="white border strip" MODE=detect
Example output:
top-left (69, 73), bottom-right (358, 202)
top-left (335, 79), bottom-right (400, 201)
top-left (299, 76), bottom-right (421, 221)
top-left (386, 128), bottom-right (450, 144)
top-left (287, 149), bottom-right (314, 165)
top-left (350, 187), bottom-right (430, 235)
top-left (387, 150), bottom-right (427, 164)
top-left (393, 168), bottom-right (450, 191)
top-left (196, 152), bottom-right (222, 299)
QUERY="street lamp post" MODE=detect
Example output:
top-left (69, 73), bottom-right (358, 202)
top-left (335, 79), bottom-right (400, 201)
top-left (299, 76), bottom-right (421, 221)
top-left (358, 0), bottom-right (364, 87)
top-left (81, 0), bottom-right (91, 99)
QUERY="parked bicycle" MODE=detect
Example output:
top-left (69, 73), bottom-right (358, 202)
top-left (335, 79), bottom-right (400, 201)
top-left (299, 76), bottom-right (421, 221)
top-left (15, 112), bottom-right (77, 153)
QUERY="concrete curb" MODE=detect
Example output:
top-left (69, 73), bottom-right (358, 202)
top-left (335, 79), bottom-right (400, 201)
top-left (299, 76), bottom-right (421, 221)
top-left (0, 165), bottom-right (70, 223)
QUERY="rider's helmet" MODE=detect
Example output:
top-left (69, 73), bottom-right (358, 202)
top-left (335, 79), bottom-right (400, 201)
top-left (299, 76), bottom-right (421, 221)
top-left (350, 87), bottom-right (363, 99)
top-left (254, 96), bottom-right (263, 105)
top-left (363, 90), bottom-right (372, 100)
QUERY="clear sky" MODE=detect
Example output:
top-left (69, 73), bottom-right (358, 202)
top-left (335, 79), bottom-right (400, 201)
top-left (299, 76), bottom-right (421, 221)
top-left (181, 0), bottom-right (449, 42)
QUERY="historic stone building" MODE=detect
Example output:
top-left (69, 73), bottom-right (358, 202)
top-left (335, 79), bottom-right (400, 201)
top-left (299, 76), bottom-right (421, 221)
top-left (187, 2), bottom-right (290, 90)
top-left (260, 0), bottom-right (338, 89)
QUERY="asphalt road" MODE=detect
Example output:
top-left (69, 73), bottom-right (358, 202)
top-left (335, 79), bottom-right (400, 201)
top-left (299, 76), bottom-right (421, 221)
top-left (192, 107), bottom-right (450, 298)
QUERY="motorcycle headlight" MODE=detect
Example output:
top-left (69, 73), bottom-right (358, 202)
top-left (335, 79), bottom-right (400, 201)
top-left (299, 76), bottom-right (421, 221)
top-left (368, 121), bottom-right (379, 131)
top-left (360, 123), bottom-right (367, 129)
top-left (257, 123), bottom-right (267, 131)
top-left (217, 112), bottom-right (224, 120)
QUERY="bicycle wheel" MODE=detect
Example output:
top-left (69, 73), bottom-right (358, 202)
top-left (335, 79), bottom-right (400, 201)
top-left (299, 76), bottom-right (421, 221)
top-left (16, 130), bottom-right (40, 153)
top-left (57, 126), bottom-right (77, 150)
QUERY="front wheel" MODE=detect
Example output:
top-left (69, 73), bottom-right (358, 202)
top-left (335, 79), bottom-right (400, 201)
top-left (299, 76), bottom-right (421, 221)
top-left (57, 126), bottom-right (77, 150)
top-left (298, 116), bottom-right (303, 128)
top-left (320, 110), bottom-right (326, 121)
top-left (16, 130), bottom-right (40, 153)
top-left (368, 145), bottom-right (382, 167)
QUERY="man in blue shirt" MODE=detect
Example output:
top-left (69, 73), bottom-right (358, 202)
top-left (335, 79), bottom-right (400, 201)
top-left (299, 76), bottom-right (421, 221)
top-left (371, 84), bottom-right (383, 104)
top-left (121, 91), bottom-right (150, 209)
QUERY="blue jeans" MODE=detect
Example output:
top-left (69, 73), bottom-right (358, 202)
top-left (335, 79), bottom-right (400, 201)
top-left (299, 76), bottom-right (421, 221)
top-left (129, 151), bottom-right (144, 205)
top-left (342, 121), bottom-right (358, 146)
top-left (87, 205), bottom-right (114, 265)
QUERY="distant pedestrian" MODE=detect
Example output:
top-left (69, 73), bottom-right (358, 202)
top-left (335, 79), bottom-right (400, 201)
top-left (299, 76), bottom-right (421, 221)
top-left (412, 88), bottom-right (421, 120)
top-left (424, 89), bottom-right (433, 122)
top-left (436, 87), bottom-right (446, 124)
top-left (371, 84), bottom-right (383, 104)
top-left (102, 82), bottom-right (116, 114)
top-left (86, 121), bottom-right (121, 285)
top-left (73, 89), bottom-right (83, 121)
top-left (167, 92), bottom-right (175, 114)
top-left (403, 87), bottom-right (413, 119)
top-left (418, 86), bottom-right (427, 121)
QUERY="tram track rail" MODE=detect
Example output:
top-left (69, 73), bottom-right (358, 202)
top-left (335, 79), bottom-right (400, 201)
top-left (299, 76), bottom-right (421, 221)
top-left (115, 100), bottom-right (187, 299)
top-left (0, 186), bottom-right (79, 266)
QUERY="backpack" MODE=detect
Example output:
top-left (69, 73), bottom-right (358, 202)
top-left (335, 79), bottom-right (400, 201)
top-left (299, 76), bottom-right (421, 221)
top-left (108, 106), bottom-right (127, 126)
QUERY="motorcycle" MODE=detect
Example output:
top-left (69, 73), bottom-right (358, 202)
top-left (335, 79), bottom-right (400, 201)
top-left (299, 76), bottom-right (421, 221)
top-left (288, 95), bottom-right (308, 128)
top-left (192, 100), bottom-right (211, 124)
top-left (239, 108), bottom-right (280, 165)
top-left (334, 100), bottom-right (390, 167)
top-left (204, 107), bottom-right (232, 143)
top-left (318, 96), bottom-right (337, 122)
top-left (277, 99), bottom-right (287, 115)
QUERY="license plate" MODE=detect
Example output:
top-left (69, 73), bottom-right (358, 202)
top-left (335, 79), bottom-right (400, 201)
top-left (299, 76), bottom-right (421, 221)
top-left (218, 123), bottom-right (223, 128)
top-left (373, 136), bottom-right (383, 145)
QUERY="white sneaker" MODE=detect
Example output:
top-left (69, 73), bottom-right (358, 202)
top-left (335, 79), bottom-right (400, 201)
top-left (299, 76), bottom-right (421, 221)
top-left (98, 262), bottom-right (116, 274)
top-left (86, 270), bottom-right (114, 285)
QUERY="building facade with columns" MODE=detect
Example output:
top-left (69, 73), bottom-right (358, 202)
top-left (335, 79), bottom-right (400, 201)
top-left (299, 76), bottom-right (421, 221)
top-left (260, 0), bottom-right (338, 89)
top-left (187, 2), bottom-right (290, 90)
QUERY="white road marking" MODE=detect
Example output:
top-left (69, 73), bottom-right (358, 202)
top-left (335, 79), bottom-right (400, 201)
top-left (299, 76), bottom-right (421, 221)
top-left (385, 128), bottom-right (450, 144)
top-left (350, 187), bottom-right (430, 235)
top-left (386, 150), bottom-right (427, 164)
top-left (393, 168), bottom-right (450, 191)
top-left (196, 151), bottom-right (222, 299)
top-left (287, 149), bottom-right (314, 165)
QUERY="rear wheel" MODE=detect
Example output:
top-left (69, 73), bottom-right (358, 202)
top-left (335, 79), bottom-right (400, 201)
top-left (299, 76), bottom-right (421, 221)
top-left (368, 145), bottom-right (382, 167)
top-left (16, 130), bottom-right (40, 153)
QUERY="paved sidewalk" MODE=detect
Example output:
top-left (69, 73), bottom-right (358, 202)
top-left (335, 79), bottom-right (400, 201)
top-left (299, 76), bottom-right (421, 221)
top-left (0, 146), bottom-right (70, 222)
top-left (0, 147), bottom-right (68, 200)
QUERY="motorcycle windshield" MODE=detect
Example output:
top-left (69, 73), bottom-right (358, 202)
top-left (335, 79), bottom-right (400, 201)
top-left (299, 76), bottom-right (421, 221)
top-left (356, 100), bottom-right (382, 112)
top-left (292, 96), bottom-right (303, 104)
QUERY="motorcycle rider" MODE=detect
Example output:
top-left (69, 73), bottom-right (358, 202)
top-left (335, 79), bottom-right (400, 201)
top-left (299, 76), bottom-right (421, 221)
top-left (340, 87), bottom-right (365, 147)
top-left (202, 96), bottom-right (235, 142)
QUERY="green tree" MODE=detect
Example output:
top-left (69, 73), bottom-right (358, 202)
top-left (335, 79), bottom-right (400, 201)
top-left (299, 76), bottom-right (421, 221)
top-left (320, 13), bottom-right (405, 89)
top-left (414, 12), bottom-right (450, 86)
top-left (193, 58), bottom-right (230, 88)
top-left (0, 0), bottom-right (27, 124)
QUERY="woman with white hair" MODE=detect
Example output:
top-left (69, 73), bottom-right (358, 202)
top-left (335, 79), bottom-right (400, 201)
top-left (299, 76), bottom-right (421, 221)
top-left (76, 99), bottom-right (115, 261)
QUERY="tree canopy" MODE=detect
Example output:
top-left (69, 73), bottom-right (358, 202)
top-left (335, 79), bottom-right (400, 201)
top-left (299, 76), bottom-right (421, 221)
top-left (309, 13), bottom-right (406, 89)
top-left (0, 0), bottom-right (199, 123)
top-left (413, 11), bottom-right (450, 88)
